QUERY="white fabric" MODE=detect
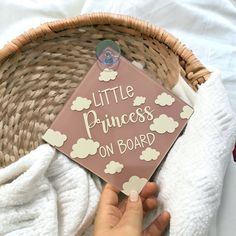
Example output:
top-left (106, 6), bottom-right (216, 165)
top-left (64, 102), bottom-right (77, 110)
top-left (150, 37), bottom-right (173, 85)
top-left (1, 71), bottom-right (235, 236)
top-left (0, 1), bottom-right (236, 235)
top-left (0, 0), bottom-right (86, 49)
top-left (172, 75), bottom-right (196, 107)
top-left (0, 145), bottom-right (102, 236)
top-left (156, 70), bottom-right (236, 236)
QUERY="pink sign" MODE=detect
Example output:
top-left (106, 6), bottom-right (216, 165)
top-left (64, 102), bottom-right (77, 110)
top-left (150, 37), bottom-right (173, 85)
top-left (42, 57), bottom-right (193, 195)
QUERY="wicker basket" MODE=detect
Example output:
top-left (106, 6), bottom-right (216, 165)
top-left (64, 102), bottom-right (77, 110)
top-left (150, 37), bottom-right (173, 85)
top-left (0, 13), bottom-right (210, 167)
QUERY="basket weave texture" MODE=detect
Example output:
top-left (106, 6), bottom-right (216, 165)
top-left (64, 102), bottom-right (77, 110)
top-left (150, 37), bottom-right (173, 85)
top-left (0, 13), bottom-right (210, 167)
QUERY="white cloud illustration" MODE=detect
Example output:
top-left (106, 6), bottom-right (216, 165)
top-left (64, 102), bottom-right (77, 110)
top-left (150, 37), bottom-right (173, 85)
top-left (155, 92), bottom-right (175, 106)
top-left (132, 60), bottom-right (144, 70)
top-left (180, 105), bottom-right (194, 119)
top-left (122, 176), bottom-right (148, 195)
top-left (42, 129), bottom-right (67, 147)
top-left (133, 96), bottom-right (146, 106)
top-left (150, 114), bottom-right (179, 134)
top-left (104, 161), bottom-right (124, 174)
top-left (70, 138), bottom-right (100, 159)
top-left (71, 96), bottom-right (92, 111)
top-left (98, 68), bottom-right (118, 82)
top-left (139, 147), bottom-right (160, 161)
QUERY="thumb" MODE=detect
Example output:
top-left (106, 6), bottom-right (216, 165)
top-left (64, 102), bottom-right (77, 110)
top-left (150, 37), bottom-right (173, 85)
top-left (118, 190), bottom-right (143, 234)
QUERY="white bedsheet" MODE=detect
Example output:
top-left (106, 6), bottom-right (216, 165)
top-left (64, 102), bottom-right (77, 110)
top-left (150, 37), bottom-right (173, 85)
top-left (0, 1), bottom-right (235, 235)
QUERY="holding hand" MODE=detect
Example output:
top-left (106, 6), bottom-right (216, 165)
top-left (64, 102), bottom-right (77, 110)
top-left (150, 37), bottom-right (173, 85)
top-left (94, 182), bottom-right (170, 236)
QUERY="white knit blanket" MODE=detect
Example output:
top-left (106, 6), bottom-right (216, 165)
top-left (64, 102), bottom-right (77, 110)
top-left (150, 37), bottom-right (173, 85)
top-left (156, 70), bottom-right (236, 235)
top-left (0, 146), bottom-right (102, 236)
top-left (0, 70), bottom-right (235, 236)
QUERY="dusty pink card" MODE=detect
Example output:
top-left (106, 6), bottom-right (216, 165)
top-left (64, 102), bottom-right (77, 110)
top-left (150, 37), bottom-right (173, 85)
top-left (42, 57), bottom-right (193, 195)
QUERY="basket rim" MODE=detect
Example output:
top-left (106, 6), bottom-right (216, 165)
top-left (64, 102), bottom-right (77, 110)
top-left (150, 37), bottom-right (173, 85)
top-left (0, 12), bottom-right (210, 86)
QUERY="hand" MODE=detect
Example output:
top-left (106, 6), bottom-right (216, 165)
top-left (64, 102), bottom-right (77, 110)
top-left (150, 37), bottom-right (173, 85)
top-left (93, 182), bottom-right (170, 236)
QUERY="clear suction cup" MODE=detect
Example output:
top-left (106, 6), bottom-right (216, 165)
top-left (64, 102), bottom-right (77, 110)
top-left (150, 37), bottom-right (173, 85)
top-left (96, 40), bottom-right (121, 70)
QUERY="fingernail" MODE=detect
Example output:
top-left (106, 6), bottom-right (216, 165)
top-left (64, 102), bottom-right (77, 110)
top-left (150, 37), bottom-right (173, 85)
top-left (129, 190), bottom-right (139, 202)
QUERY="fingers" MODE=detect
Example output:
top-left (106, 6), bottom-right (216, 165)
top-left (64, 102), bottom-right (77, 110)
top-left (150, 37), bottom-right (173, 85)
top-left (143, 197), bottom-right (158, 213)
top-left (141, 182), bottom-right (159, 213)
top-left (118, 182), bottom-right (159, 214)
top-left (117, 190), bottom-right (143, 234)
top-left (99, 183), bottom-right (120, 207)
top-left (144, 211), bottom-right (170, 236)
top-left (140, 182), bottom-right (159, 199)
top-left (94, 183), bottom-right (121, 231)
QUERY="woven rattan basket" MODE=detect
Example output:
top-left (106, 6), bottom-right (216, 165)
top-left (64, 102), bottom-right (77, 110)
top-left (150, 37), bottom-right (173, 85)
top-left (0, 13), bottom-right (210, 167)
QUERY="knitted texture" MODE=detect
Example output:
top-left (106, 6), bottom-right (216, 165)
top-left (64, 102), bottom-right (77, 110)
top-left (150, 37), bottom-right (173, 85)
top-left (155, 70), bottom-right (236, 236)
top-left (0, 145), bottom-right (102, 236)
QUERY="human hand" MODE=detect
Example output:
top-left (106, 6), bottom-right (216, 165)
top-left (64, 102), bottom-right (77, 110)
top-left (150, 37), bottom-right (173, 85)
top-left (93, 182), bottom-right (170, 236)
